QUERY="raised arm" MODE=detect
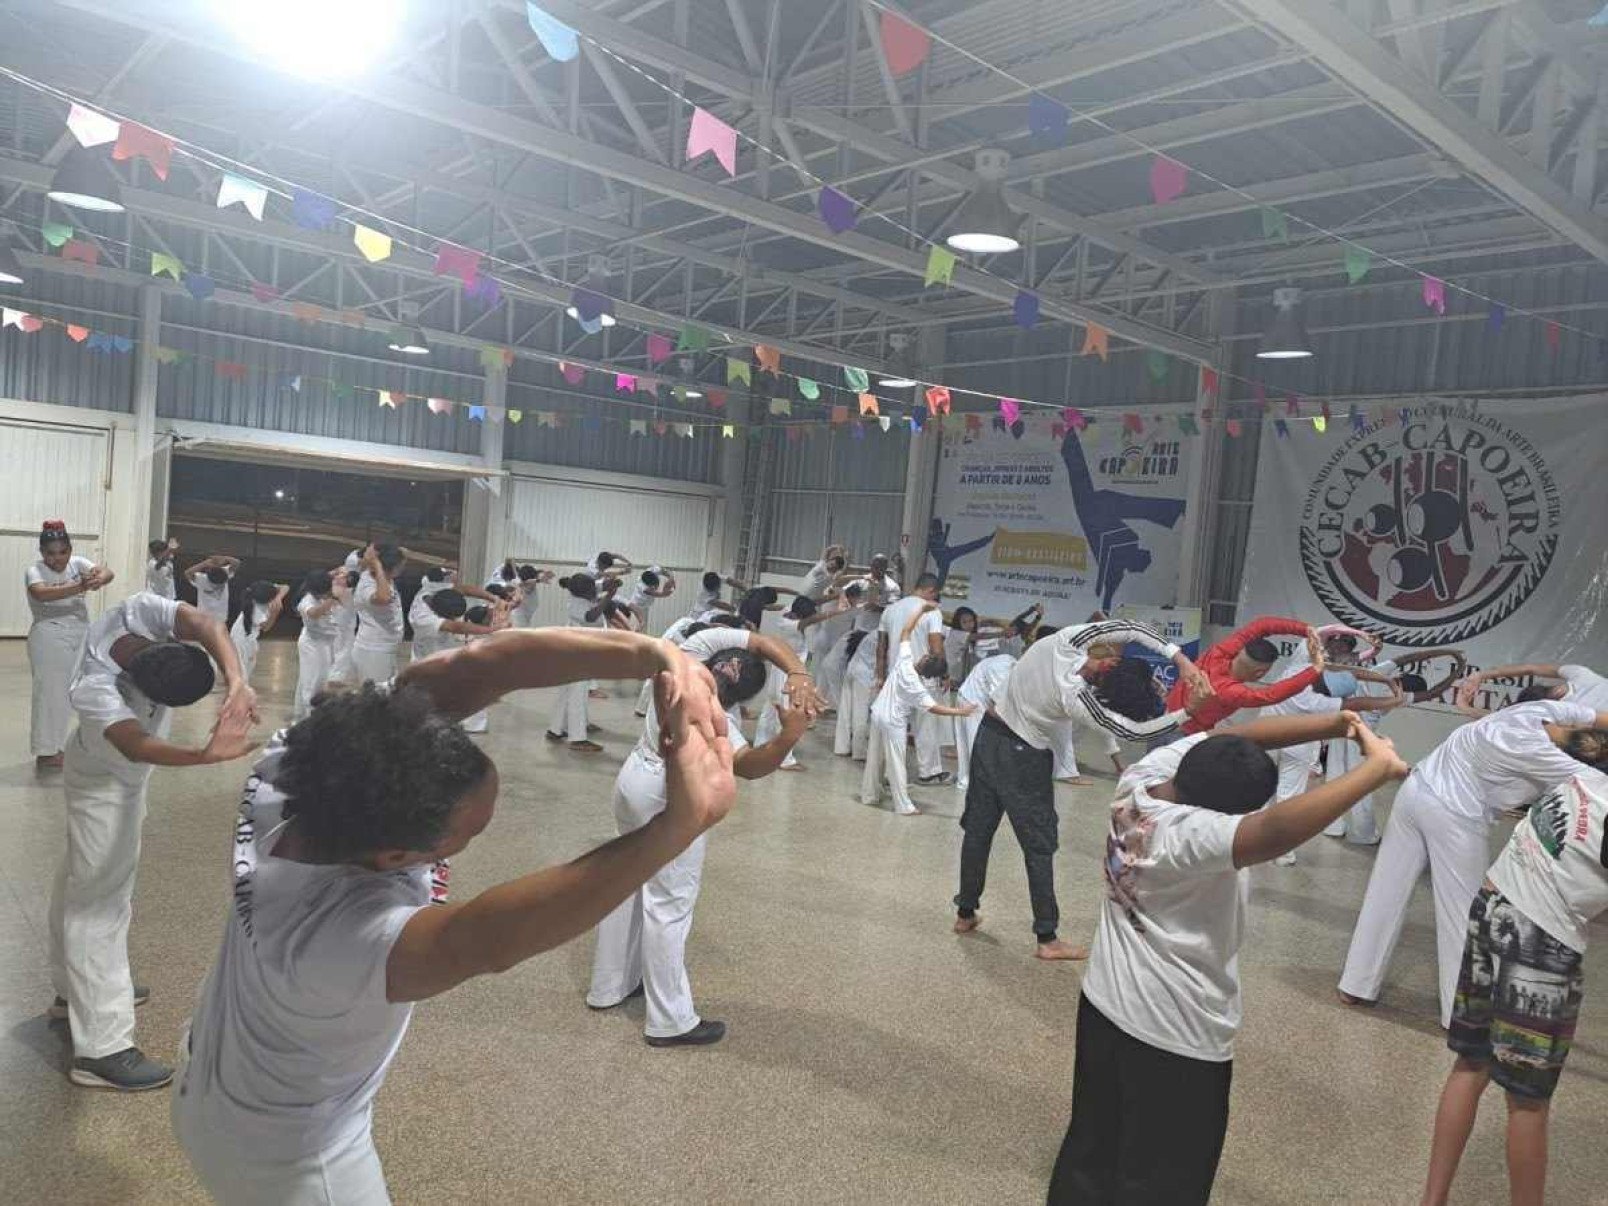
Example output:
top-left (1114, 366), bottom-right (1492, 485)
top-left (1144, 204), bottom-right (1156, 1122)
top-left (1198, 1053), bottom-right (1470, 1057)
top-left (258, 585), bottom-right (291, 635)
top-left (385, 659), bottom-right (733, 1003)
top-left (1402, 650), bottom-right (1467, 702)
top-left (363, 549), bottom-right (395, 606)
top-left (27, 574), bottom-right (93, 603)
top-left (102, 709), bottom-right (256, 769)
top-left (174, 602), bottom-right (256, 725)
top-left (1218, 615), bottom-right (1315, 659)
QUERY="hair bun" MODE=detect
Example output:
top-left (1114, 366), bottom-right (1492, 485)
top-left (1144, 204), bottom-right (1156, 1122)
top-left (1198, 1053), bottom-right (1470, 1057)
top-left (41, 520), bottom-right (68, 535)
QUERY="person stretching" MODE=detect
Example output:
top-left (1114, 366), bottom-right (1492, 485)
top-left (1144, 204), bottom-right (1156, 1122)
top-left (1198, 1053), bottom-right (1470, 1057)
top-left (26, 521), bottom-right (113, 772)
top-left (1164, 616), bottom-right (1325, 736)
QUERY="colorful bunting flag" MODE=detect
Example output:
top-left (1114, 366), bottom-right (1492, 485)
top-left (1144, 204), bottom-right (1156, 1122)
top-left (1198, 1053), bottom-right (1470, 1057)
top-left (1012, 290), bottom-right (1040, 329)
top-left (66, 103), bottom-right (119, 148)
top-left (1274, 418), bottom-right (1290, 438)
top-left (465, 275), bottom-right (503, 307)
top-left (1259, 207), bottom-right (1289, 242)
top-left (1349, 404), bottom-right (1366, 432)
top-left (250, 282), bottom-right (279, 302)
top-left (818, 187), bottom-right (857, 235)
top-left (1149, 156), bottom-right (1188, 205)
top-left (726, 357), bottom-right (750, 385)
top-left (1122, 413), bottom-right (1144, 435)
top-left (1144, 349), bottom-right (1169, 382)
top-left (507, 409), bottom-right (522, 424)
top-left (1252, 382), bottom-right (1268, 412)
top-left (40, 222), bottom-right (72, 248)
top-left (1546, 321), bottom-right (1561, 351)
top-left (434, 243), bottom-right (483, 285)
top-left (282, 374), bottom-right (302, 393)
top-left (112, 121), bottom-right (173, 180)
top-left (754, 344), bottom-right (781, 375)
top-left (1488, 303), bottom-right (1505, 332)
top-left (352, 224), bottom-right (392, 263)
top-left (558, 360), bottom-right (585, 384)
top-left (675, 423), bottom-right (694, 439)
top-left (999, 397), bottom-right (1020, 425)
top-left (1080, 323), bottom-right (1109, 361)
top-left (1226, 418), bottom-right (1242, 437)
top-left (1178, 414), bottom-right (1199, 436)
top-left (843, 366), bottom-right (869, 391)
top-left (858, 392), bottom-right (879, 417)
top-left (1063, 406), bottom-right (1087, 432)
top-left (149, 251), bottom-right (183, 280)
top-left (216, 174), bottom-right (268, 220)
top-left (910, 411), bottom-right (925, 433)
top-left (216, 361), bottom-right (248, 381)
top-left (1200, 366), bottom-right (1219, 397)
top-left (686, 107), bottom-right (738, 176)
top-left (525, 2), bottom-right (580, 60)
top-left (830, 404), bottom-right (849, 426)
top-left (468, 405), bottom-right (487, 422)
top-left (635, 376), bottom-right (659, 395)
top-left (964, 414), bottom-right (982, 434)
top-left (151, 345), bottom-right (182, 364)
top-left (184, 273), bottom-right (215, 302)
top-left (615, 372), bottom-right (636, 393)
top-left (923, 245), bottom-right (956, 287)
top-left (879, 10), bottom-right (931, 76)
top-left (925, 386), bottom-right (951, 416)
top-left (1421, 274), bottom-right (1446, 315)
top-left (291, 189), bottom-right (336, 231)
top-left (797, 377), bottom-right (820, 400)
top-left (676, 324), bottom-right (711, 352)
top-left (1313, 415), bottom-right (1328, 433)
top-left (1027, 93), bottom-right (1070, 145)
top-left (629, 419), bottom-right (647, 436)
top-left (646, 332), bottom-right (673, 364)
top-left (1285, 394), bottom-right (1301, 417)
top-left (1344, 245), bottom-right (1370, 284)
top-left (721, 424), bottom-right (735, 438)
top-left (769, 397), bottom-right (792, 416)
top-left (852, 422), bottom-right (866, 441)
top-left (65, 324), bottom-right (89, 343)
top-left (878, 415), bottom-right (892, 433)
top-left (19, 315), bottom-right (45, 334)
top-left (60, 239), bottom-right (98, 266)
top-left (707, 389), bottom-right (727, 410)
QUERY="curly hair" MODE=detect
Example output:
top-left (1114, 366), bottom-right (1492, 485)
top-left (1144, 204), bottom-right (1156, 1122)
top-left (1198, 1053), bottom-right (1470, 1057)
top-left (278, 683), bottom-right (492, 862)
top-left (1091, 657), bottom-right (1164, 722)
top-left (706, 648), bottom-right (768, 708)
top-left (1175, 735), bottom-right (1279, 815)
top-left (127, 642), bottom-right (214, 706)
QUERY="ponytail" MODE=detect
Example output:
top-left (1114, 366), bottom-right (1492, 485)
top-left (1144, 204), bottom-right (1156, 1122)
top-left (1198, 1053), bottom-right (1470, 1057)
top-left (500, 559), bottom-right (516, 583)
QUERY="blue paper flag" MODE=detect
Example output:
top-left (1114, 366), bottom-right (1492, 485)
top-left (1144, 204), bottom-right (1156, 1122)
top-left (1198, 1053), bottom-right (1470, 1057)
top-left (468, 405), bottom-right (487, 422)
top-left (1012, 289), bottom-right (1040, 329)
top-left (818, 186), bottom-right (857, 235)
top-left (1487, 303), bottom-right (1505, 332)
top-left (290, 189), bottom-right (336, 231)
top-left (582, 414), bottom-right (603, 434)
top-left (1274, 418), bottom-right (1290, 439)
top-left (1589, 2), bottom-right (1608, 26)
top-left (86, 332), bottom-right (113, 353)
top-left (526, 3), bottom-right (579, 61)
top-left (577, 314), bottom-right (604, 335)
top-left (1027, 93), bottom-right (1069, 144)
top-left (110, 335), bottom-right (133, 353)
top-left (183, 272), bottom-right (215, 302)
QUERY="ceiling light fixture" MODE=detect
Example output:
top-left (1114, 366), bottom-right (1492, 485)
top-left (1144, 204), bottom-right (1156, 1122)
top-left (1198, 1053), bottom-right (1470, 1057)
top-left (0, 239), bottom-right (25, 286)
top-left (1256, 286), bottom-right (1315, 360)
top-left (879, 332), bottom-right (918, 387)
top-left (217, 0), bottom-right (403, 78)
top-left (47, 147), bottom-right (124, 213)
top-left (567, 254), bottom-right (617, 329)
top-left (946, 148), bottom-right (1021, 255)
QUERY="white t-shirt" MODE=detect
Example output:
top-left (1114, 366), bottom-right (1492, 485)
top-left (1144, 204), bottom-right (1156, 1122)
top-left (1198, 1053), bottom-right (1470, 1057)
top-left (636, 628), bottom-right (752, 763)
top-left (772, 613), bottom-right (805, 658)
top-left (146, 557), bottom-right (176, 599)
top-left (26, 555), bottom-right (97, 623)
top-left (879, 597), bottom-right (943, 667)
top-left (566, 592), bottom-right (602, 628)
top-left (799, 561), bottom-right (835, 600)
top-left (1489, 769), bottom-right (1608, 954)
top-left (229, 603), bottom-right (267, 647)
top-left (845, 627), bottom-right (879, 688)
top-left (623, 584), bottom-right (655, 624)
top-left (1083, 734), bottom-right (1247, 1062)
top-left (297, 593), bottom-right (340, 644)
top-left (353, 572), bottom-right (403, 652)
top-left (1412, 700), bottom-right (1596, 825)
top-left (693, 583), bottom-right (723, 614)
top-left (189, 567), bottom-right (233, 624)
top-left (1560, 665), bottom-right (1608, 711)
top-left (992, 620), bottom-right (1185, 750)
top-left (1259, 666), bottom-right (1342, 769)
top-left (959, 654), bottom-right (1016, 709)
top-left (182, 732), bottom-right (428, 1160)
top-left (863, 572), bottom-right (901, 605)
top-left (871, 645), bottom-right (936, 728)
top-left (68, 592), bottom-right (181, 783)
top-left (409, 606), bottom-right (456, 662)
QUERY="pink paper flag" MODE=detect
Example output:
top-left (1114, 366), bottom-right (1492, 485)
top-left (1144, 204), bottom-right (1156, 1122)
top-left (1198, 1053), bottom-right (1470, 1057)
top-left (60, 239), bottom-right (99, 266)
top-left (1421, 274), bottom-right (1446, 315)
top-left (66, 324), bottom-right (89, 343)
top-left (112, 121), bottom-right (173, 180)
top-left (434, 243), bottom-right (483, 286)
top-left (1063, 406), bottom-right (1087, 432)
top-left (1225, 418), bottom-right (1242, 438)
top-left (250, 282), bottom-right (280, 302)
top-left (924, 386), bottom-right (951, 416)
top-left (999, 397), bottom-right (1020, 425)
top-left (636, 375), bottom-right (659, 395)
top-left (1199, 367), bottom-right (1219, 396)
top-left (427, 397), bottom-right (452, 415)
top-left (646, 332), bottom-right (673, 365)
top-left (879, 11), bottom-right (931, 77)
top-left (559, 361), bottom-right (585, 385)
top-left (1149, 156), bottom-right (1188, 205)
top-left (66, 103), bottom-right (119, 148)
top-left (17, 314), bottom-right (43, 334)
top-left (1546, 321), bottom-right (1561, 351)
top-left (686, 107), bottom-right (737, 176)
top-left (615, 372), bottom-right (636, 393)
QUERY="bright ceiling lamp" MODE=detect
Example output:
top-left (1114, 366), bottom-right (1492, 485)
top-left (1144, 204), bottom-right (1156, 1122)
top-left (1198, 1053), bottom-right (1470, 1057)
top-left (0, 239), bottom-right (25, 286)
top-left (566, 254), bottom-right (617, 330)
top-left (682, 389), bottom-right (704, 399)
top-left (878, 332), bottom-right (917, 387)
top-left (1257, 286), bottom-right (1315, 360)
top-left (218, 0), bottom-right (403, 78)
top-left (946, 148), bottom-right (1020, 255)
top-left (47, 147), bottom-right (124, 213)
top-left (387, 305), bottom-right (429, 355)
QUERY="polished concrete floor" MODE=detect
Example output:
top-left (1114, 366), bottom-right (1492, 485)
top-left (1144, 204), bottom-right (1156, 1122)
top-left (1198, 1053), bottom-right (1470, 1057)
top-left (3, 637), bottom-right (1607, 1205)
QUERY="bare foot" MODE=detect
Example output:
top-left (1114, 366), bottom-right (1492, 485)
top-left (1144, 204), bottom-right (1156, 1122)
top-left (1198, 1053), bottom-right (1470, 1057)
top-left (779, 762), bottom-right (805, 772)
top-left (588, 689), bottom-right (608, 701)
top-left (1061, 776), bottom-right (1094, 787)
top-left (1337, 989), bottom-right (1376, 1008)
top-left (1035, 940), bottom-right (1089, 962)
top-left (953, 915), bottom-right (981, 934)
top-left (35, 754), bottom-right (64, 772)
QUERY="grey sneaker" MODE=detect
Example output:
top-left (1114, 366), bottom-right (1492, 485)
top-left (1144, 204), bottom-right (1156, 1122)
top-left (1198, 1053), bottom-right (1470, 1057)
top-left (69, 1047), bottom-right (173, 1091)
top-left (916, 771), bottom-right (954, 786)
top-left (645, 1019), bottom-right (726, 1048)
top-left (50, 985), bottom-right (149, 1021)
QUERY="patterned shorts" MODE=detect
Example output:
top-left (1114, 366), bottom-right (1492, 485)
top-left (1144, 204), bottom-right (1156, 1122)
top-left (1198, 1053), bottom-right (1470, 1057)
top-left (1448, 886), bottom-right (1584, 1100)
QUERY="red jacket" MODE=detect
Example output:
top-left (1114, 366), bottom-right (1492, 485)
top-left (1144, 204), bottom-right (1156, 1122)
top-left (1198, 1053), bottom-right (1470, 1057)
top-left (1167, 616), bottom-right (1318, 734)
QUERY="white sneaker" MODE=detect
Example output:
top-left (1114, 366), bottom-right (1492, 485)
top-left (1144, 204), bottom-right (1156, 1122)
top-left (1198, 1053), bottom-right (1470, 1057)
top-left (1275, 851), bottom-right (1298, 866)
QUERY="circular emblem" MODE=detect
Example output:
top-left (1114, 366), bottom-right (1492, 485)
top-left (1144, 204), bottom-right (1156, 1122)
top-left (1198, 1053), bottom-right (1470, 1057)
top-left (1298, 409), bottom-right (1559, 646)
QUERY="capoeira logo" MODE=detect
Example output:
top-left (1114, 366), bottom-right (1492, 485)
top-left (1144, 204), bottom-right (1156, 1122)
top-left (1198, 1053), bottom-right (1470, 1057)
top-left (1299, 409), bottom-right (1560, 645)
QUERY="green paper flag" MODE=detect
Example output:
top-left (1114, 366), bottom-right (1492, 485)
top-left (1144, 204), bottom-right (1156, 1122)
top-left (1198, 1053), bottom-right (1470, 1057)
top-left (1177, 414), bottom-right (1199, 435)
top-left (923, 245), bottom-right (956, 287)
top-left (1344, 246), bottom-right (1371, 284)
top-left (726, 357), bottom-right (750, 385)
top-left (677, 324), bottom-right (711, 352)
top-left (843, 366), bottom-right (869, 392)
top-left (150, 251), bottom-right (184, 280)
top-left (1260, 207), bottom-right (1288, 242)
top-left (1144, 349), bottom-right (1169, 382)
top-left (151, 346), bottom-right (182, 365)
top-left (797, 377), bottom-right (820, 400)
top-left (330, 383), bottom-right (354, 401)
top-left (41, 222), bottom-right (72, 248)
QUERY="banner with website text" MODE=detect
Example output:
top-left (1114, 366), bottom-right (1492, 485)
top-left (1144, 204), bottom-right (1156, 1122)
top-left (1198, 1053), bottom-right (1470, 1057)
top-left (1238, 395), bottom-right (1608, 709)
top-left (925, 420), bottom-right (1197, 625)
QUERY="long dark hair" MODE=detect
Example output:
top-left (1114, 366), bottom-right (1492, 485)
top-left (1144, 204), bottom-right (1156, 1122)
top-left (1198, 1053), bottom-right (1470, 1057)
top-left (241, 581), bottom-right (278, 635)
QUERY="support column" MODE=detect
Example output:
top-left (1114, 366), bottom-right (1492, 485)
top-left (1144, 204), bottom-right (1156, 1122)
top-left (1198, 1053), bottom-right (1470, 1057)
top-left (124, 285), bottom-right (162, 584)
top-left (460, 362), bottom-right (507, 583)
top-left (897, 327), bottom-right (946, 586)
top-left (1173, 290), bottom-right (1233, 609)
top-left (717, 390), bottom-right (750, 572)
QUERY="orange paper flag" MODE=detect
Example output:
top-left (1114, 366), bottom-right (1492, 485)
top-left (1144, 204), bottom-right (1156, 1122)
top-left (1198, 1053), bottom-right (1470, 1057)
top-left (1080, 323), bottom-right (1109, 361)
top-left (754, 344), bottom-right (781, 375)
top-left (858, 392), bottom-right (879, 416)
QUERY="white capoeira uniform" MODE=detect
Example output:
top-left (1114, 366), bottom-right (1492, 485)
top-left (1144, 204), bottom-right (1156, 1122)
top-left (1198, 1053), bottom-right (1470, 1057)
top-left (48, 592), bottom-right (180, 1061)
top-left (26, 554), bottom-right (95, 758)
top-left (588, 628), bottom-right (752, 1038)
top-left (293, 594), bottom-right (338, 722)
top-left (954, 655), bottom-right (1015, 791)
top-left (862, 642), bottom-right (940, 814)
top-left (349, 571), bottom-right (403, 685)
top-left (636, 614), bottom-right (701, 715)
top-left (549, 593), bottom-right (602, 740)
top-left (145, 557), bottom-right (176, 600)
top-left (1322, 660), bottom-right (1397, 845)
top-left (175, 729), bottom-right (428, 1205)
top-left (229, 602), bottom-right (268, 685)
top-left (754, 613), bottom-right (805, 768)
top-left (834, 628), bottom-right (878, 761)
top-left (328, 590), bottom-right (358, 684)
top-left (880, 598), bottom-right (946, 782)
top-left (820, 602), bottom-right (874, 711)
top-left (1051, 718), bottom-right (1121, 782)
top-left (188, 567), bottom-right (233, 629)
top-left (1338, 699), bottom-right (1598, 1025)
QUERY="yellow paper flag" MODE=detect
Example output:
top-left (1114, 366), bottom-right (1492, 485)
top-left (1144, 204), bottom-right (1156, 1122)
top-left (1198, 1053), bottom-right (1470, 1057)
top-left (149, 251), bottom-right (183, 280)
top-left (923, 245), bottom-right (956, 287)
top-left (353, 224), bottom-right (392, 263)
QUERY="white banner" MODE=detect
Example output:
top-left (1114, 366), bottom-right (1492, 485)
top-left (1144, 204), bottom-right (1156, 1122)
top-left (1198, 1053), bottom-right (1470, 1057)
top-left (925, 420), bottom-right (1196, 624)
top-left (1240, 395), bottom-right (1608, 705)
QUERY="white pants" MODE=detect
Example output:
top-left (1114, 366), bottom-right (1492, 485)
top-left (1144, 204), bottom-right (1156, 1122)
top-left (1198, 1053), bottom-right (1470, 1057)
top-left (1322, 738), bottom-right (1380, 844)
top-left (1338, 778), bottom-right (1490, 1026)
top-left (28, 616), bottom-right (86, 757)
top-left (349, 644), bottom-right (397, 686)
top-left (834, 677), bottom-right (872, 760)
top-left (635, 677), bottom-right (654, 715)
top-left (588, 750), bottom-right (708, 1038)
top-left (753, 667), bottom-right (798, 767)
top-left (549, 681), bottom-right (589, 740)
top-left (462, 708), bottom-right (489, 734)
top-left (232, 631), bottom-right (260, 685)
top-left (47, 732), bottom-right (156, 1059)
top-left (1273, 749), bottom-right (1317, 802)
top-left (862, 712), bottom-right (915, 813)
top-left (174, 1046), bottom-right (390, 1206)
top-left (954, 709), bottom-right (984, 789)
top-left (330, 631), bottom-right (356, 684)
top-left (817, 633), bottom-right (853, 709)
top-left (293, 636), bottom-right (335, 722)
top-left (913, 694), bottom-right (944, 780)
